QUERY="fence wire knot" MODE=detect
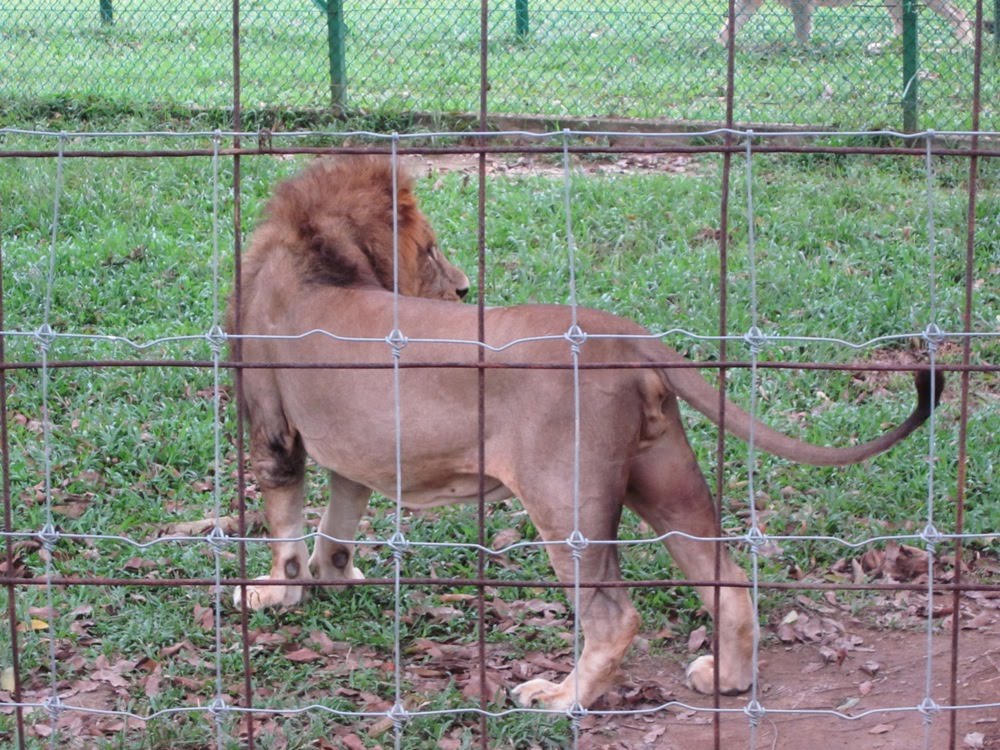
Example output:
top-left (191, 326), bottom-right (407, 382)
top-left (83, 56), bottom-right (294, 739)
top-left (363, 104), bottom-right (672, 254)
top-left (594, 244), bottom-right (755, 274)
top-left (388, 531), bottom-right (410, 560)
top-left (205, 324), bottom-right (227, 354)
top-left (743, 698), bottom-right (766, 727)
top-left (567, 701), bottom-right (588, 724)
top-left (744, 525), bottom-right (768, 555)
top-left (205, 524), bottom-right (230, 554)
top-left (920, 523), bottom-right (944, 551)
top-left (386, 328), bottom-right (408, 356)
top-left (34, 323), bottom-right (57, 352)
top-left (208, 696), bottom-right (229, 723)
top-left (921, 322), bottom-right (946, 352)
top-left (743, 326), bottom-right (769, 355)
top-left (38, 523), bottom-right (60, 552)
top-left (566, 530), bottom-right (589, 559)
top-left (564, 325), bottom-right (587, 354)
top-left (388, 701), bottom-right (410, 731)
top-left (918, 696), bottom-right (941, 722)
top-left (42, 695), bottom-right (65, 721)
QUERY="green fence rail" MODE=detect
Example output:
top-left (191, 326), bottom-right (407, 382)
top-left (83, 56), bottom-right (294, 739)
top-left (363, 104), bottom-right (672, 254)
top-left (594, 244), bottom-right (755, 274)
top-left (0, 0), bottom-right (995, 130)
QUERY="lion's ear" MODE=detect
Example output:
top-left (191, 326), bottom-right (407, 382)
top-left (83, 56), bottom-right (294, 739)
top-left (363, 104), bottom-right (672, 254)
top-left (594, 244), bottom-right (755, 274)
top-left (394, 184), bottom-right (419, 224)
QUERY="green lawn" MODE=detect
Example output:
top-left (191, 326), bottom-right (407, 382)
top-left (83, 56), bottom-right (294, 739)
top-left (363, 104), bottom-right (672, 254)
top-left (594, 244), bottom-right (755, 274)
top-left (0, 130), bottom-right (996, 746)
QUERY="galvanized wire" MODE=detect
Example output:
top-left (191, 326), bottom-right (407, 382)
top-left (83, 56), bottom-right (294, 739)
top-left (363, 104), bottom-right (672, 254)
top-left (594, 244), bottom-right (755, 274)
top-left (36, 134), bottom-right (67, 750)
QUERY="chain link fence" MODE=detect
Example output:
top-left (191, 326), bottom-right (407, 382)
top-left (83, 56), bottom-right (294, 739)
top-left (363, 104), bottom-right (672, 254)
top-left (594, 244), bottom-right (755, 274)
top-left (1, 0), bottom-right (996, 130)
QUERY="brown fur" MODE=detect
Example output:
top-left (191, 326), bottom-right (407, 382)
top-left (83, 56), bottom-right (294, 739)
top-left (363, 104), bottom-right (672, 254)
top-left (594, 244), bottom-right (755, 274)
top-left (230, 156), bottom-right (939, 710)
top-left (718, 0), bottom-right (974, 45)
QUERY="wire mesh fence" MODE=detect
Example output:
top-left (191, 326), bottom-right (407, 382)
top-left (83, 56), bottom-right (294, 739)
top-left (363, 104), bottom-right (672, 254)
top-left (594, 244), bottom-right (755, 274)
top-left (0, 124), bottom-right (997, 749)
top-left (0, 0), bottom-right (997, 130)
top-left (1, 0), bottom-right (998, 748)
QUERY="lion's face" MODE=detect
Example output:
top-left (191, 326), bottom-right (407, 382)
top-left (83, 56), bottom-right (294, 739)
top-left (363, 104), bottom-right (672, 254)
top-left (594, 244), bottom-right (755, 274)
top-left (397, 216), bottom-right (470, 302)
top-left (392, 183), bottom-right (469, 302)
top-left (238, 156), bottom-right (470, 308)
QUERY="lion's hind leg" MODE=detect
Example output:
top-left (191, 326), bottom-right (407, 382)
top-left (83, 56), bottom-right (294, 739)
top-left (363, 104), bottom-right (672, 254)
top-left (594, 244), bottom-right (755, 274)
top-left (511, 482), bottom-right (640, 710)
top-left (308, 471), bottom-right (368, 585)
top-left (235, 424), bottom-right (313, 610)
top-left (625, 422), bottom-right (755, 695)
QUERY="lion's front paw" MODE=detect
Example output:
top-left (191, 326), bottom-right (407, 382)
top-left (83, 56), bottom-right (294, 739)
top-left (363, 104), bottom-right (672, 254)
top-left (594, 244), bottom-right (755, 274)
top-left (308, 548), bottom-right (365, 583)
top-left (685, 654), bottom-right (752, 695)
top-left (511, 678), bottom-right (575, 711)
top-left (232, 576), bottom-right (307, 610)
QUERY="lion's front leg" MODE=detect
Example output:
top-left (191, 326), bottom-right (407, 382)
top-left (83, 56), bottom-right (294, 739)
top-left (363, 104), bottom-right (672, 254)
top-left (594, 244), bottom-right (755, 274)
top-left (235, 481), bottom-right (313, 610)
top-left (308, 471), bottom-right (369, 584)
top-left (235, 424), bottom-right (312, 610)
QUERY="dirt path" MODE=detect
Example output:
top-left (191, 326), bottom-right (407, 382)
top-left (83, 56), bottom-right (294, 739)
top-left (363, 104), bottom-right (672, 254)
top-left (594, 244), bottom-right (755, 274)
top-left (580, 624), bottom-right (1000, 749)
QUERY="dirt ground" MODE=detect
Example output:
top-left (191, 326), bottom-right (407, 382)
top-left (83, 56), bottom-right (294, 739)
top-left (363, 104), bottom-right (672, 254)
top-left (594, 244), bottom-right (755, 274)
top-left (579, 611), bottom-right (1000, 750)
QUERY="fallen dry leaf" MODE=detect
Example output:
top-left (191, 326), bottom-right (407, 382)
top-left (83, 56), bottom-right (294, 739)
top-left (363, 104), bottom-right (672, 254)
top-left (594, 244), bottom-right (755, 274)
top-left (193, 603), bottom-right (214, 631)
top-left (307, 629), bottom-right (340, 655)
top-left (460, 670), bottom-right (507, 705)
top-left (490, 527), bottom-right (522, 551)
top-left (964, 612), bottom-right (994, 629)
top-left (143, 674), bottom-right (161, 699)
top-left (869, 723), bottom-right (894, 734)
top-left (157, 512), bottom-right (263, 539)
top-left (687, 625), bottom-right (707, 652)
top-left (284, 647), bottom-right (322, 663)
top-left (643, 725), bottom-right (668, 743)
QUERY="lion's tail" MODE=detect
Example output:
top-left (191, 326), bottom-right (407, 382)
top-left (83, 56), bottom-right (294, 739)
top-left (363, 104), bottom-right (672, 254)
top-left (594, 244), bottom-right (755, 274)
top-left (659, 350), bottom-right (942, 467)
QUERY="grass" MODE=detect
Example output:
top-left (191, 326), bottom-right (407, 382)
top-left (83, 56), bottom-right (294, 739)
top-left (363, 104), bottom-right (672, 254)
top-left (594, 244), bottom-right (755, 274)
top-left (0, 0), bottom-right (996, 131)
top-left (0, 132), bottom-right (997, 748)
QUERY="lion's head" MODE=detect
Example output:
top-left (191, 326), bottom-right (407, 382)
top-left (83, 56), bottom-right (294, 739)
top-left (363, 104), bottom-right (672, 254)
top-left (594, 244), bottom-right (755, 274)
top-left (239, 156), bottom-right (469, 311)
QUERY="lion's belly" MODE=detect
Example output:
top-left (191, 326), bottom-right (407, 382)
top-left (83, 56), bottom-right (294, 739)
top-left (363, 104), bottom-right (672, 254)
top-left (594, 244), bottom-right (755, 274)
top-left (398, 477), bottom-right (515, 508)
top-left (300, 429), bottom-right (514, 509)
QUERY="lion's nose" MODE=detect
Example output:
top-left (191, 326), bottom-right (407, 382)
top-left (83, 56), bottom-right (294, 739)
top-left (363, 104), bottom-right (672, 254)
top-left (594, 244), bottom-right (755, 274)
top-left (456, 286), bottom-right (469, 300)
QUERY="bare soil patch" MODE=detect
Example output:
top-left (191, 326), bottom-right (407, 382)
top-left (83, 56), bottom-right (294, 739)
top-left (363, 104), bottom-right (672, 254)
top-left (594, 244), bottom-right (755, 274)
top-left (579, 594), bottom-right (1000, 750)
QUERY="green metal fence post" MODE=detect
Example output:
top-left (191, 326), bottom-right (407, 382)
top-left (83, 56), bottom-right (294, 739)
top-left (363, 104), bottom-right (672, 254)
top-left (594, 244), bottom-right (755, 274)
top-left (311, 0), bottom-right (347, 110)
top-left (516, 0), bottom-right (529, 38)
top-left (326, 0), bottom-right (347, 110)
top-left (901, 0), bottom-right (918, 132)
top-left (99, 0), bottom-right (113, 25)
top-left (995, 0), bottom-right (999, 50)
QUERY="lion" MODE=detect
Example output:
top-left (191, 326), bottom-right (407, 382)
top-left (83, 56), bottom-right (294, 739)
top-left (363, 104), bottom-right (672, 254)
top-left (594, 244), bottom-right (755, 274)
top-left (229, 156), bottom-right (941, 710)
top-left (718, 0), bottom-right (974, 45)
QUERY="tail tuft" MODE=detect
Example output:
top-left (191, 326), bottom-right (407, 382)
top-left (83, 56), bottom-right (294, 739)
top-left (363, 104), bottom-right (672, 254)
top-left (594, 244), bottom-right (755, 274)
top-left (914, 368), bottom-right (945, 419)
